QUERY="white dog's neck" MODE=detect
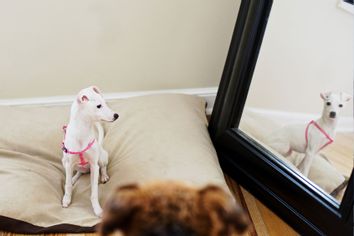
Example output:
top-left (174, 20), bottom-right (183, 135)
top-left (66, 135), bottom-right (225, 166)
top-left (66, 102), bottom-right (96, 147)
top-left (69, 114), bottom-right (94, 134)
top-left (316, 116), bottom-right (337, 137)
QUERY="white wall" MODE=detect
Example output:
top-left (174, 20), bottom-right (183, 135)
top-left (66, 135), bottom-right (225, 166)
top-left (245, 0), bottom-right (353, 117)
top-left (0, 0), bottom-right (240, 99)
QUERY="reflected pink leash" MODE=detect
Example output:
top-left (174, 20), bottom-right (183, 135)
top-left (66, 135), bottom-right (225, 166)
top-left (305, 120), bottom-right (333, 151)
top-left (61, 125), bottom-right (95, 166)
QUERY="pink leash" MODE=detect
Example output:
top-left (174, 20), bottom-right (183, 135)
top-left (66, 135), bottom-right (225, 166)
top-left (305, 120), bottom-right (333, 151)
top-left (61, 125), bottom-right (95, 166)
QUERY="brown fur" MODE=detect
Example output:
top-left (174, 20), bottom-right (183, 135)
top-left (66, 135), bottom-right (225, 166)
top-left (99, 182), bottom-right (250, 236)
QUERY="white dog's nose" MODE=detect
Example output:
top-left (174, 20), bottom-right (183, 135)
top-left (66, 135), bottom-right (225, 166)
top-left (329, 111), bottom-right (336, 118)
top-left (113, 113), bottom-right (119, 121)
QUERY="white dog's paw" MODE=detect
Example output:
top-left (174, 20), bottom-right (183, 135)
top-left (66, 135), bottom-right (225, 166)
top-left (94, 206), bottom-right (103, 217)
top-left (100, 174), bottom-right (110, 184)
top-left (62, 194), bottom-right (72, 208)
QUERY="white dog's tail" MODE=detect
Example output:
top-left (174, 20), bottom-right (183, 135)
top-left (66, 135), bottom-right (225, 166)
top-left (95, 123), bottom-right (104, 145)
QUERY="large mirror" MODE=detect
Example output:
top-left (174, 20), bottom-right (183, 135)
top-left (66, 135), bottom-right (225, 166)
top-left (239, 0), bottom-right (353, 202)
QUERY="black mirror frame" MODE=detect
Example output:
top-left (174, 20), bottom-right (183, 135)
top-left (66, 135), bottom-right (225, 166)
top-left (208, 0), bottom-right (353, 235)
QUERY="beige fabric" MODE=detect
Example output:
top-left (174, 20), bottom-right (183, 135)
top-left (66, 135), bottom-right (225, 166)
top-left (0, 94), bottom-right (228, 227)
top-left (240, 110), bottom-right (346, 194)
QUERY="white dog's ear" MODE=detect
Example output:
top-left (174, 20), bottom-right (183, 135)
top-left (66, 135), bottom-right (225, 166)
top-left (91, 86), bottom-right (101, 94)
top-left (77, 94), bottom-right (89, 103)
top-left (320, 92), bottom-right (331, 100)
top-left (341, 92), bottom-right (352, 102)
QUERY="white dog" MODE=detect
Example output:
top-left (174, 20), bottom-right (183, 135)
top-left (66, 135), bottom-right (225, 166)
top-left (265, 92), bottom-right (352, 177)
top-left (61, 86), bottom-right (119, 217)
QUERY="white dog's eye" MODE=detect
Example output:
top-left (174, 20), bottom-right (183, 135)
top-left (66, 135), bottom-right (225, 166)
top-left (339, 104), bottom-right (343, 108)
top-left (326, 102), bottom-right (331, 106)
top-left (97, 104), bottom-right (102, 109)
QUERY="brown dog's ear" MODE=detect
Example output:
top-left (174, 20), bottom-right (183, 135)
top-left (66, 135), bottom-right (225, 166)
top-left (198, 185), bottom-right (250, 235)
top-left (99, 184), bottom-right (141, 236)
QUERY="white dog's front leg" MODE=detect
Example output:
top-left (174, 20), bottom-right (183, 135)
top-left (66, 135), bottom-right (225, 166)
top-left (98, 148), bottom-right (110, 183)
top-left (297, 150), bottom-right (315, 177)
top-left (62, 159), bottom-right (73, 208)
top-left (90, 163), bottom-right (102, 217)
top-left (71, 171), bottom-right (82, 185)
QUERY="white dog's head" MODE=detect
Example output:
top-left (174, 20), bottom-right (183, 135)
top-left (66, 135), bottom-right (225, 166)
top-left (320, 92), bottom-right (352, 120)
top-left (75, 86), bottom-right (118, 122)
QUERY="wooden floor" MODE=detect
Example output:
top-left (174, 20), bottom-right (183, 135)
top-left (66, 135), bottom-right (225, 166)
top-left (225, 176), bottom-right (298, 236)
top-left (321, 132), bottom-right (353, 178)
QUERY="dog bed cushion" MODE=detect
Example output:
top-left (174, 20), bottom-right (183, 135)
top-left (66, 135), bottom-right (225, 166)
top-left (0, 94), bottom-right (228, 233)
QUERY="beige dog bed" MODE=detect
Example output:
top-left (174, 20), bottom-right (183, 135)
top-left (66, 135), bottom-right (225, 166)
top-left (0, 94), bottom-right (228, 233)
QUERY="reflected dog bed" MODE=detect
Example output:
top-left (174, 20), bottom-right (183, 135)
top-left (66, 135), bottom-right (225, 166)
top-left (240, 109), bottom-right (348, 199)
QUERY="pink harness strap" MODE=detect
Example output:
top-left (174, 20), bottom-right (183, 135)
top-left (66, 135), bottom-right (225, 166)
top-left (305, 120), bottom-right (333, 151)
top-left (62, 125), bottom-right (95, 166)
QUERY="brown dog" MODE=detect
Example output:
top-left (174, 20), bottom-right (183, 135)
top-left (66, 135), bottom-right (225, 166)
top-left (99, 182), bottom-right (250, 236)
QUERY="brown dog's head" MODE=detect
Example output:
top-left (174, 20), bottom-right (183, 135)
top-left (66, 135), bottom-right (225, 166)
top-left (99, 182), bottom-right (250, 236)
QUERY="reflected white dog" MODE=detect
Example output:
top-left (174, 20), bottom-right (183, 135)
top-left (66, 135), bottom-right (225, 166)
top-left (61, 86), bottom-right (119, 217)
top-left (265, 92), bottom-right (352, 177)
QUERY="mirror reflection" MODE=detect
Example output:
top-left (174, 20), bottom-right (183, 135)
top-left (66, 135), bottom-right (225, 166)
top-left (239, 0), bottom-right (353, 202)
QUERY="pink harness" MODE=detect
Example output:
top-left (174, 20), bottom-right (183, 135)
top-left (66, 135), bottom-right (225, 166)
top-left (305, 120), bottom-right (333, 151)
top-left (61, 125), bottom-right (95, 166)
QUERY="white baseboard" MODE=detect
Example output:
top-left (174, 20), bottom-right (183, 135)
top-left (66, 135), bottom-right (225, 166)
top-left (1, 90), bottom-right (351, 131)
top-left (247, 107), bottom-right (353, 133)
top-left (0, 87), bottom-right (218, 115)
